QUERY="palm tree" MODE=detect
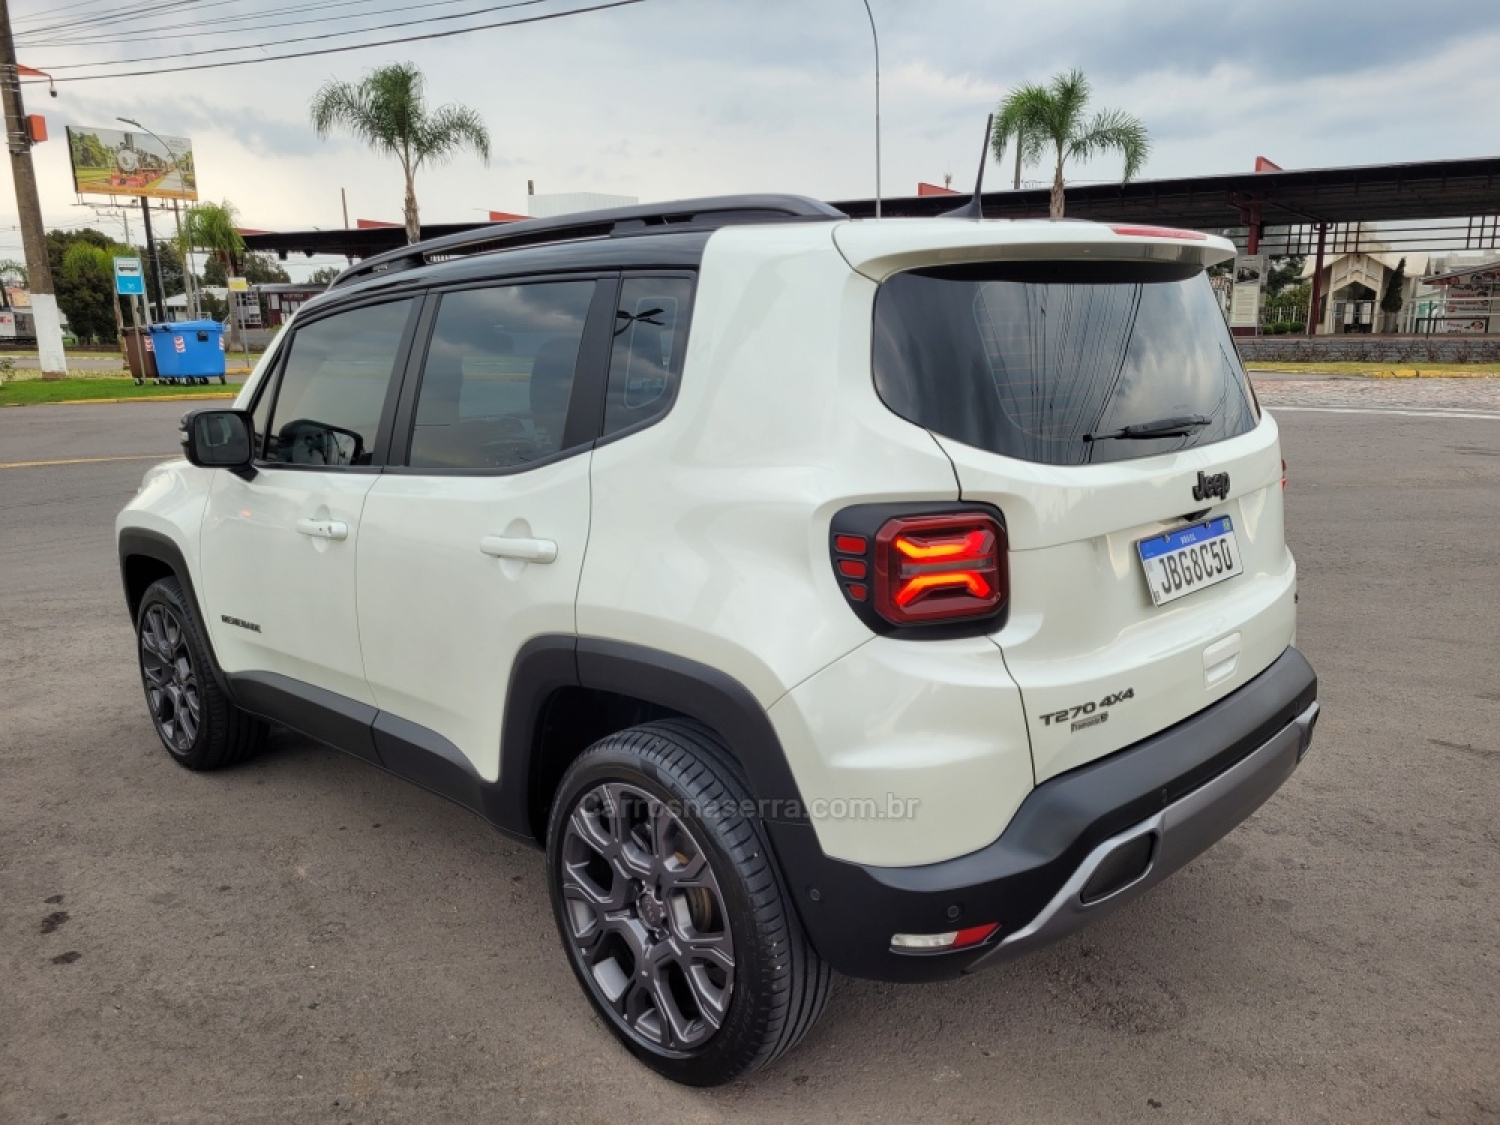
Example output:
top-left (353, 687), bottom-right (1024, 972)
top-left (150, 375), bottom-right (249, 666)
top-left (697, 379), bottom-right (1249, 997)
top-left (310, 62), bottom-right (491, 244)
top-left (992, 69), bottom-right (1149, 219)
top-left (186, 200), bottom-right (247, 340)
top-left (185, 199), bottom-right (246, 274)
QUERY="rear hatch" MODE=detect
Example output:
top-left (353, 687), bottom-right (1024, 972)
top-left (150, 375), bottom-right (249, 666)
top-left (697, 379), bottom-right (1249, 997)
top-left (839, 220), bottom-right (1296, 781)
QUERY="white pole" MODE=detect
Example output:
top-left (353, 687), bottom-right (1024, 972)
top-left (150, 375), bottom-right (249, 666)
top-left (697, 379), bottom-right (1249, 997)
top-left (859, 0), bottom-right (881, 218)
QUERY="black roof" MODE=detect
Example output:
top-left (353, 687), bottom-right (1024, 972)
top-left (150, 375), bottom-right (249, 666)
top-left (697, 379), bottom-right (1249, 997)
top-left (241, 156), bottom-right (1500, 262)
top-left (326, 194), bottom-right (842, 289)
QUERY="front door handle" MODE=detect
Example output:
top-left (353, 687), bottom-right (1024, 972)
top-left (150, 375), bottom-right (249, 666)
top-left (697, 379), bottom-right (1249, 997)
top-left (296, 518), bottom-right (349, 541)
top-left (479, 535), bottom-right (557, 563)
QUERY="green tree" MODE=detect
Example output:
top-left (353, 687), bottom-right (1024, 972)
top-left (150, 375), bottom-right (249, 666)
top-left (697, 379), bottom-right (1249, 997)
top-left (57, 242), bottom-right (121, 343)
top-left (1380, 258), bottom-right (1407, 314)
top-left (185, 199), bottom-right (246, 275)
top-left (1265, 256), bottom-right (1306, 298)
top-left (991, 69), bottom-right (1149, 218)
top-left (1379, 257), bottom-right (1407, 333)
top-left (310, 62), bottom-right (491, 244)
top-left (0, 258), bottom-right (26, 286)
top-left (308, 265), bottom-right (342, 286)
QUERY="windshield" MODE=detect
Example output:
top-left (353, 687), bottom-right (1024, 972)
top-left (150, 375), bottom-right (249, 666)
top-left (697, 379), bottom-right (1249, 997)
top-left (872, 261), bottom-right (1260, 466)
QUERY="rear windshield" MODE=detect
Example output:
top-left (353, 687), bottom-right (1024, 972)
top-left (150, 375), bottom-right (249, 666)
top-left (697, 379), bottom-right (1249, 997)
top-left (872, 261), bottom-right (1259, 466)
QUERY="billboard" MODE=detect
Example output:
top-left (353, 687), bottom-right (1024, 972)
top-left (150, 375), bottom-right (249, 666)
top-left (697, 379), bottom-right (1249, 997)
top-left (66, 125), bottom-right (197, 201)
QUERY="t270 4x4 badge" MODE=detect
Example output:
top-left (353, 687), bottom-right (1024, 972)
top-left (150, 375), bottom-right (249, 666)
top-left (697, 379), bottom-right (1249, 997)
top-left (1039, 688), bottom-right (1135, 733)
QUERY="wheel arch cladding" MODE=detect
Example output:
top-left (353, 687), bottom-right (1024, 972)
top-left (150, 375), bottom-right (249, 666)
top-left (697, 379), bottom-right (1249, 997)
top-left (118, 528), bottom-right (232, 697)
top-left (505, 637), bottom-right (814, 845)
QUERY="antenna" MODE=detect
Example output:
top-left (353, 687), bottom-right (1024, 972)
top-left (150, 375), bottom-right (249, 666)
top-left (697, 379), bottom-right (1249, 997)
top-left (942, 113), bottom-right (993, 220)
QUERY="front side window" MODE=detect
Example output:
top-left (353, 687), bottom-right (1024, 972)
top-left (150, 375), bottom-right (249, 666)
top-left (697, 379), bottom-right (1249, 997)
top-left (407, 281), bottom-right (596, 470)
top-left (264, 298), bottom-right (415, 467)
top-left (601, 276), bottom-right (694, 438)
top-left (873, 263), bottom-right (1260, 466)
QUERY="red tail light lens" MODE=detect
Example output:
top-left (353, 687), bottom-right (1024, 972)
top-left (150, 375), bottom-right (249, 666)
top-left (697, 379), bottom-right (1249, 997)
top-left (873, 514), bottom-right (1006, 625)
top-left (1281, 457), bottom-right (1287, 490)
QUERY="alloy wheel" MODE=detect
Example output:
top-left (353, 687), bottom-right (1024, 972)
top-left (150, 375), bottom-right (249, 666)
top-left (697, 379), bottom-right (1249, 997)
top-left (558, 781), bottom-right (735, 1054)
top-left (140, 604), bottom-right (201, 754)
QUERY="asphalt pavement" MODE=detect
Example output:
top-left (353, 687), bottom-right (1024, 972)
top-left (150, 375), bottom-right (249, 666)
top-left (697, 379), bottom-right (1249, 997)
top-left (2, 386), bottom-right (1498, 1124)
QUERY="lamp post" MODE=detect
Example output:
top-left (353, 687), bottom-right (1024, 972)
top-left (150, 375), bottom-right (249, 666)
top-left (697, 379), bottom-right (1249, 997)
top-left (116, 116), bottom-right (178, 321)
top-left (859, 0), bottom-right (881, 218)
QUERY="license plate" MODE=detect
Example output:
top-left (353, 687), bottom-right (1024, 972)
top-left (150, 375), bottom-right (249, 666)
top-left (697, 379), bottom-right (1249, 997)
top-left (1137, 516), bottom-right (1243, 606)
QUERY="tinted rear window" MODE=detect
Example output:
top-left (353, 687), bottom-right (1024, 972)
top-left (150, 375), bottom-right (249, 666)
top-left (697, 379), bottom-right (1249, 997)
top-left (872, 262), bottom-right (1259, 466)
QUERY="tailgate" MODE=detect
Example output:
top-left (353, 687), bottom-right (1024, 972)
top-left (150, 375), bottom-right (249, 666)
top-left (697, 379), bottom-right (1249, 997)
top-left (866, 245), bottom-right (1297, 781)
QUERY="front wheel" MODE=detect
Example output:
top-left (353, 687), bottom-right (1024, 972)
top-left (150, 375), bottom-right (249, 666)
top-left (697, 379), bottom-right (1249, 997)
top-left (546, 720), bottom-right (831, 1086)
top-left (136, 577), bottom-right (264, 770)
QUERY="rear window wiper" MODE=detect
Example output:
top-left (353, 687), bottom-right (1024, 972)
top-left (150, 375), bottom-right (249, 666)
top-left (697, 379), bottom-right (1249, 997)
top-left (1084, 414), bottom-right (1212, 442)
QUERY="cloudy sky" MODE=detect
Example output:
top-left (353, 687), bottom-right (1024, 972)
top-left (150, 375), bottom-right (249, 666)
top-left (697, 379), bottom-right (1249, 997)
top-left (9, 0), bottom-right (1500, 279)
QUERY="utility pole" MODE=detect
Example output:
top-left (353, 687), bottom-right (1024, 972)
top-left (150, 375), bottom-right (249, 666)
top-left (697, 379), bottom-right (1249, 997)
top-left (0, 0), bottom-right (66, 376)
top-left (140, 197), bottom-right (165, 321)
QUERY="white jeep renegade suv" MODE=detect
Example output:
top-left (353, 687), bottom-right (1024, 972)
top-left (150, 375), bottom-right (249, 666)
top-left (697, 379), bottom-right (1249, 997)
top-left (117, 196), bottom-right (1319, 1086)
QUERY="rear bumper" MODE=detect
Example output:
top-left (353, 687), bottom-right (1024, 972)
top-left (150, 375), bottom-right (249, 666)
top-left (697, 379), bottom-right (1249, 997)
top-left (764, 646), bottom-right (1318, 982)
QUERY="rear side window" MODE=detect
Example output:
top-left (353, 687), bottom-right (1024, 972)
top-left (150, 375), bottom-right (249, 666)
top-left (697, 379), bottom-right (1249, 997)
top-left (601, 276), bottom-right (694, 438)
top-left (872, 263), bottom-right (1259, 466)
top-left (408, 281), bottom-right (596, 470)
top-left (264, 299), bottom-right (415, 467)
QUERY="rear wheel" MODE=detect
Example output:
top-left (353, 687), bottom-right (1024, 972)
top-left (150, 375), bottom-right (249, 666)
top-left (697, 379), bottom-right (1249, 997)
top-left (546, 719), bottom-right (831, 1086)
top-left (136, 577), bottom-right (264, 770)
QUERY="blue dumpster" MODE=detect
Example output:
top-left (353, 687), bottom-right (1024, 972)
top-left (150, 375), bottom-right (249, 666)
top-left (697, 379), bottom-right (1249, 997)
top-left (148, 320), bottom-right (227, 383)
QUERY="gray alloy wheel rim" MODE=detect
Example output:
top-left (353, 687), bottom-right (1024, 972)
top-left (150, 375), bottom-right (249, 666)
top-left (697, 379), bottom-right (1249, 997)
top-left (139, 604), bottom-right (201, 754)
top-left (559, 781), bottom-right (736, 1055)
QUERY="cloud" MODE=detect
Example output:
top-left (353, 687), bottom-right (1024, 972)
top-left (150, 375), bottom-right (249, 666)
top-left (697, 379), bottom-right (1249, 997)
top-left (7, 0), bottom-right (1497, 281)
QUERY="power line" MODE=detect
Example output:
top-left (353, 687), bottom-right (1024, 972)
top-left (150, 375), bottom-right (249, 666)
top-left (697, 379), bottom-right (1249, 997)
top-left (20, 0), bottom-right (492, 48)
top-left (39, 0), bottom-right (554, 68)
top-left (18, 0), bottom-right (204, 39)
top-left (49, 0), bottom-right (645, 82)
top-left (11, 0), bottom-right (165, 29)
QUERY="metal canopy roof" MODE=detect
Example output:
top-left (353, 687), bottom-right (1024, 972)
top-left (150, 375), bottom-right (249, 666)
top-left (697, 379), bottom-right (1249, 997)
top-left (835, 155), bottom-right (1500, 227)
top-left (240, 155), bottom-right (1500, 262)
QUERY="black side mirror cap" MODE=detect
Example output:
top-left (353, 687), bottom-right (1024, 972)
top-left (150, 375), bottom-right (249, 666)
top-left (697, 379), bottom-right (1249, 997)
top-left (181, 408), bottom-right (256, 475)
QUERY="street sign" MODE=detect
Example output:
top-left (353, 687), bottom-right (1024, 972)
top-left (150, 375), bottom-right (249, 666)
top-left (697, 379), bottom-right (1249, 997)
top-left (114, 256), bottom-right (145, 296)
top-left (227, 276), bottom-right (249, 292)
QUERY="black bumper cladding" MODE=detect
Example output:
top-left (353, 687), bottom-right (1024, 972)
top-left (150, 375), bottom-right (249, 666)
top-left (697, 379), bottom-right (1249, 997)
top-left (765, 646), bottom-right (1319, 982)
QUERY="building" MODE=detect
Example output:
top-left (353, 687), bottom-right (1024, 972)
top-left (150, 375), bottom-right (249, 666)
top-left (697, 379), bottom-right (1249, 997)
top-left (1419, 256), bottom-right (1499, 335)
top-left (163, 287), bottom-right (229, 322)
top-left (254, 282), bottom-right (327, 327)
top-left (1301, 251), bottom-right (1429, 334)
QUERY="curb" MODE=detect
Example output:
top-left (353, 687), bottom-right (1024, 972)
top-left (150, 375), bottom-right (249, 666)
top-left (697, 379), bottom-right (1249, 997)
top-left (3, 392), bottom-right (238, 407)
top-left (1247, 368), bottom-right (1500, 379)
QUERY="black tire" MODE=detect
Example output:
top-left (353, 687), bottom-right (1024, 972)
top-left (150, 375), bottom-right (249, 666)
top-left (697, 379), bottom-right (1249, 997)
top-left (136, 577), bottom-right (265, 770)
top-left (546, 719), bottom-right (832, 1086)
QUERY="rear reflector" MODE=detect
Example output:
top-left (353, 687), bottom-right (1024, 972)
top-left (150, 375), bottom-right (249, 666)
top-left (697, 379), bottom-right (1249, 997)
top-left (891, 923), bottom-right (1000, 952)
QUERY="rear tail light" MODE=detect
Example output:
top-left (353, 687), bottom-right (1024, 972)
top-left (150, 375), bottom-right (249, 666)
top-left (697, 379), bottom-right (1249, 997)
top-left (1281, 457), bottom-right (1287, 490)
top-left (831, 509), bottom-right (1007, 631)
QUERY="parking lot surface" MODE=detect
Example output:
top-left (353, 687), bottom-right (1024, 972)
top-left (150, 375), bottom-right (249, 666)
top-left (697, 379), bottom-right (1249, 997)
top-left (3, 386), bottom-right (1498, 1124)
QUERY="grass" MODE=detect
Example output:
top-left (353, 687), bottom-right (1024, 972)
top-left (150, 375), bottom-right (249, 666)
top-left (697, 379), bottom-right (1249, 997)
top-left (0, 377), bottom-right (237, 406)
top-left (1245, 361), bottom-right (1499, 377)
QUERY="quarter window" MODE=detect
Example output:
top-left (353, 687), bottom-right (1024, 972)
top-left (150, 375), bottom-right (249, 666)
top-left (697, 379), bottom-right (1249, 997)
top-left (408, 281), bottom-right (596, 469)
top-left (601, 277), bottom-right (693, 438)
top-left (263, 299), bottom-right (415, 467)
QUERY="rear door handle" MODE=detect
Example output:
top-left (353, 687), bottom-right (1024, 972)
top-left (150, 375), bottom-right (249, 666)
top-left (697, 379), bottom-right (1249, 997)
top-left (479, 535), bottom-right (557, 563)
top-left (296, 518), bottom-right (349, 541)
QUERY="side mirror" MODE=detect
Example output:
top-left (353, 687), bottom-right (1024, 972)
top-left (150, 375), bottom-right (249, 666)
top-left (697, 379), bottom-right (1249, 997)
top-left (181, 408), bottom-right (254, 471)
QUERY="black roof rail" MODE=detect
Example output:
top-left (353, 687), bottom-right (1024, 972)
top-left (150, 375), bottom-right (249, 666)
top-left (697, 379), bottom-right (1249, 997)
top-left (329, 194), bottom-right (846, 289)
